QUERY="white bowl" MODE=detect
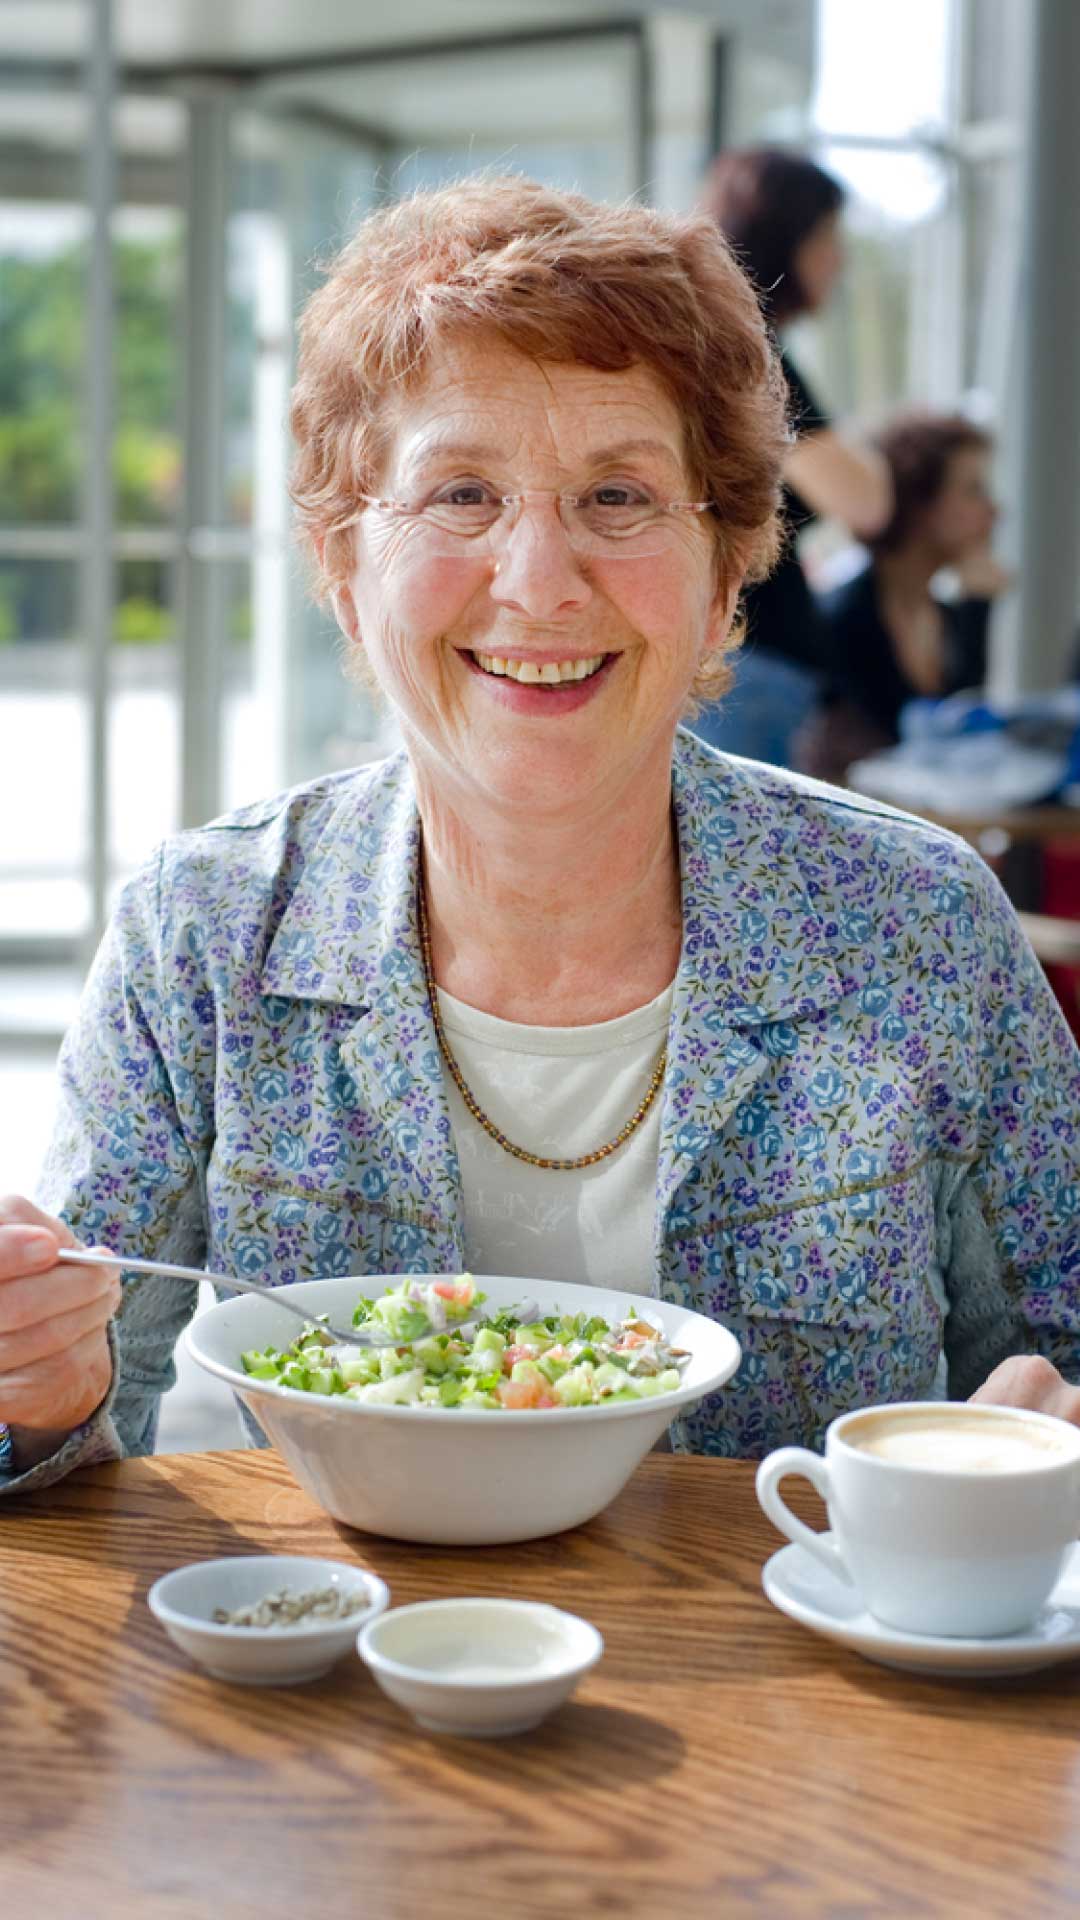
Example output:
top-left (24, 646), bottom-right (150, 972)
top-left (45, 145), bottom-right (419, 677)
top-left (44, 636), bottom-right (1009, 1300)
top-left (147, 1555), bottom-right (390, 1685)
top-left (358, 1598), bottom-right (602, 1737)
top-left (186, 1272), bottom-right (740, 1545)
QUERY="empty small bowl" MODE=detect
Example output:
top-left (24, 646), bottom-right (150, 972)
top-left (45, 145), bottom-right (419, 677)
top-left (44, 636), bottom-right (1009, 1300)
top-left (357, 1597), bottom-right (603, 1736)
top-left (148, 1554), bottom-right (389, 1685)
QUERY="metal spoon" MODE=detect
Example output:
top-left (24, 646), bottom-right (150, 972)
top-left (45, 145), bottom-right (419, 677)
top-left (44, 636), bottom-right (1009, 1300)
top-left (56, 1246), bottom-right (481, 1351)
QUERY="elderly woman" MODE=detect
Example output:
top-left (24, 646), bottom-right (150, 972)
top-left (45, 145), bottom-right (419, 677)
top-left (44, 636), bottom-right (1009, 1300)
top-left (1, 179), bottom-right (1077, 1492)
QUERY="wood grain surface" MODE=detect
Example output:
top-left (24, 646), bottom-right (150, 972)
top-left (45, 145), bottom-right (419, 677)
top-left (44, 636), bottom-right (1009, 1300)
top-left (2, 1450), bottom-right (1079, 1920)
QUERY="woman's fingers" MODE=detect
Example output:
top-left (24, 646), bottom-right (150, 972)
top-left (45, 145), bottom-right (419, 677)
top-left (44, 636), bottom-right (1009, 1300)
top-left (0, 1283), bottom-right (122, 1373)
top-left (0, 1198), bottom-right (121, 1433)
top-left (0, 1197), bottom-right (80, 1292)
top-left (969, 1354), bottom-right (1080, 1425)
top-left (0, 1255), bottom-right (119, 1335)
top-left (0, 1324), bottom-right (115, 1432)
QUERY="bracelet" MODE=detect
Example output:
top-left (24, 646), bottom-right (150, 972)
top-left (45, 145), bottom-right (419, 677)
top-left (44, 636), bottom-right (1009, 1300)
top-left (0, 1422), bottom-right (13, 1473)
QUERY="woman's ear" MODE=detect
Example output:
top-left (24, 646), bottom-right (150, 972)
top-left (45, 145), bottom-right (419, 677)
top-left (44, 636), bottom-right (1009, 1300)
top-left (702, 568), bottom-right (744, 657)
top-left (313, 534), bottom-right (361, 644)
top-left (329, 581), bottom-right (361, 644)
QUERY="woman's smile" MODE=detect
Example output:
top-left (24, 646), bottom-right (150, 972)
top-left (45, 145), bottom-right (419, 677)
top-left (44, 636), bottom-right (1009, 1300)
top-left (460, 646), bottom-right (618, 712)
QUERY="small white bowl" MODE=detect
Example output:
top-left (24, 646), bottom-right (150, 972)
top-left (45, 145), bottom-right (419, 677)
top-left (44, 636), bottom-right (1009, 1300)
top-left (358, 1597), bottom-right (603, 1737)
top-left (148, 1554), bottom-right (389, 1685)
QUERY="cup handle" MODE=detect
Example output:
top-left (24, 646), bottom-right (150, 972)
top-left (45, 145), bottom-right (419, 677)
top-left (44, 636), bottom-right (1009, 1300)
top-left (755, 1446), bottom-right (854, 1586)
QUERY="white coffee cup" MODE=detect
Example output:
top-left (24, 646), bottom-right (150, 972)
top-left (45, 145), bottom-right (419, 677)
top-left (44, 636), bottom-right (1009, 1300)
top-left (756, 1400), bottom-right (1080, 1638)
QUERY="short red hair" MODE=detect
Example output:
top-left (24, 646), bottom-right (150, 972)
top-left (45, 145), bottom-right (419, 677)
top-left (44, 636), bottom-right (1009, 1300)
top-left (290, 176), bottom-right (788, 702)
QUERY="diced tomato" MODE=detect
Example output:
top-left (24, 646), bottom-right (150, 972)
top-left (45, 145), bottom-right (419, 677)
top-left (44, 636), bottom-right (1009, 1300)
top-left (612, 1331), bottom-right (648, 1351)
top-left (498, 1379), bottom-right (558, 1410)
top-left (504, 1343), bottom-right (538, 1370)
top-left (433, 1277), bottom-right (475, 1305)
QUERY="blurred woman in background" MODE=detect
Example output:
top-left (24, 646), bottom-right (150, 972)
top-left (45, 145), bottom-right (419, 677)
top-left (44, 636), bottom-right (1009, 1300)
top-left (803, 411), bottom-right (1010, 784)
top-left (690, 146), bottom-right (892, 767)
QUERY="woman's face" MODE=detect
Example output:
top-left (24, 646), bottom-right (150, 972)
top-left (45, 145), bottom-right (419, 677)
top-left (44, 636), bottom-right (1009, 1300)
top-left (922, 446), bottom-right (997, 561)
top-left (340, 336), bottom-right (737, 822)
top-left (791, 210), bottom-right (844, 314)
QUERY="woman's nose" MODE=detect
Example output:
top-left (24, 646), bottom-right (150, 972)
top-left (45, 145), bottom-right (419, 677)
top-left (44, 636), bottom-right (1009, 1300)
top-left (488, 503), bottom-right (593, 616)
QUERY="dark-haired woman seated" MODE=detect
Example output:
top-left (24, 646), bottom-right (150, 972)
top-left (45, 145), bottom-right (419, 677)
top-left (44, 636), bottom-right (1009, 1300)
top-left (804, 412), bottom-right (1012, 783)
top-left (690, 146), bottom-right (893, 768)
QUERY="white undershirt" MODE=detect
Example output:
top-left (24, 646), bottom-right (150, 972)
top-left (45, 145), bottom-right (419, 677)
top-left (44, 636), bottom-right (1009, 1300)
top-left (437, 982), bottom-right (673, 1296)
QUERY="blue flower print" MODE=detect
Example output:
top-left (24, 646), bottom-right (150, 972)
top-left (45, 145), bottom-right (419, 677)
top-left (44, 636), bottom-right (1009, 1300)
top-left (795, 1123), bottom-right (827, 1159)
top-left (272, 1130), bottom-right (306, 1173)
top-left (272, 1196), bottom-right (309, 1227)
top-left (233, 1234), bottom-right (272, 1276)
top-left (859, 984), bottom-right (892, 1019)
top-left (848, 1188), bottom-right (881, 1220)
top-left (386, 1221), bottom-right (426, 1264)
top-left (822, 1347), bottom-right (855, 1391)
top-left (739, 909), bottom-right (768, 946)
top-left (384, 1060), bottom-right (415, 1101)
top-left (840, 910), bottom-right (873, 945)
top-left (674, 1123), bottom-right (713, 1159)
top-left (808, 1067), bottom-right (845, 1109)
top-left (380, 947), bottom-right (414, 984)
top-left (392, 1118), bottom-right (423, 1158)
top-left (736, 1098), bottom-right (770, 1139)
top-left (360, 1167), bottom-right (390, 1202)
top-left (312, 1237), bottom-right (353, 1276)
top-left (331, 1068), bottom-right (359, 1111)
top-left (846, 1148), bottom-right (879, 1182)
top-left (760, 1022), bottom-right (798, 1058)
top-left (749, 1270), bottom-right (789, 1311)
top-left (700, 820), bottom-right (736, 855)
top-left (313, 1209), bottom-right (346, 1246)
top-left (254, 1066), bottom-right (290, 1104)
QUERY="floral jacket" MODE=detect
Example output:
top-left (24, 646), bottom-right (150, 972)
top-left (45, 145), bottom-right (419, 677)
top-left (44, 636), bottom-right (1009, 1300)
top-left (5, 732), bottom-right (1079, 1493)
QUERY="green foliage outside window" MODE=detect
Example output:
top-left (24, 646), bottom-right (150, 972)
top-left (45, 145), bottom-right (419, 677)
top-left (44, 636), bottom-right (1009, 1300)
top-left (0, 230), bottom-right (183, 643)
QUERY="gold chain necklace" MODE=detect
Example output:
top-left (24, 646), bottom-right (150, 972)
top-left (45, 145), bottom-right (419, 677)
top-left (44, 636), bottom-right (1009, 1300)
top-left (416, 868), bottom-right (668, 1172)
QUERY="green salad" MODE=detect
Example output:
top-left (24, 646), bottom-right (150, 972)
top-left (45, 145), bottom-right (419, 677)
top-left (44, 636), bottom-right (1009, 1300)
top-left (241, 1274), bottom-right (690, 1411)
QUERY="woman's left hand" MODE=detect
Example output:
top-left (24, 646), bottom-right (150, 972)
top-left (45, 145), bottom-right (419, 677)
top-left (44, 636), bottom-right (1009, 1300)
top-left (970, 1355), bottom-right (1080, 1425)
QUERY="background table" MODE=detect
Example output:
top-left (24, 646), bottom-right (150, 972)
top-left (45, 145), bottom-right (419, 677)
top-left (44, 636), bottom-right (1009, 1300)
top-left (3, 1451), bottom-right (1079, 1920)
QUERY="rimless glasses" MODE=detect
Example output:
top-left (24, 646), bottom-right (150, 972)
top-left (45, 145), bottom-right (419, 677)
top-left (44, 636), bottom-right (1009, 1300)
top-left (342, 484), bottom-right (716, 561)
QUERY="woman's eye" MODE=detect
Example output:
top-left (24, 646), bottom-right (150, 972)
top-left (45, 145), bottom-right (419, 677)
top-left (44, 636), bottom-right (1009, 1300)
top-left (590, 484), bottom-right (650, 508)
top-left (437, 484), bottom-right (492, 508)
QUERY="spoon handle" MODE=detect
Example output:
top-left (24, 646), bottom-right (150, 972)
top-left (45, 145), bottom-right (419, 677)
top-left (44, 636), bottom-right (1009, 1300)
top-left (54, 1246), bottom-right (363, 1345)
top-left (58, 1245), bottom-right (278, 1296)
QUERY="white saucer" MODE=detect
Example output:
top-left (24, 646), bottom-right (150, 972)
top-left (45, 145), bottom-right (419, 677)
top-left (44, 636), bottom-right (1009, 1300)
top-left (762, 1536), bottom-right (1080, 1679)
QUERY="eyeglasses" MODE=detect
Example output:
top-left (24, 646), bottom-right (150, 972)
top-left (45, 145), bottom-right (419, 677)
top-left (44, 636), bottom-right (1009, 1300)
top-left (345, 486), bottom-right (716, 560)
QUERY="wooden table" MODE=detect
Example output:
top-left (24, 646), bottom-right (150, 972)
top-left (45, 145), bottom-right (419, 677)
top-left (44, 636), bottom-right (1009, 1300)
top-left (3, 1451), bottom-right (1079, 1920)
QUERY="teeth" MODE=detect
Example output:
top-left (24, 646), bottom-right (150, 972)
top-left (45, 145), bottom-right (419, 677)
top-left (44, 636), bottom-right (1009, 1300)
top-left (475, 654), bottom-right (605, 685)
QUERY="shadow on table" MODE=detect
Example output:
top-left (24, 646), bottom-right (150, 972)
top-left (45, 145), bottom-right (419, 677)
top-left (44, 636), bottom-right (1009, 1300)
top-left (419, 1700), bottom-right (686, 1784)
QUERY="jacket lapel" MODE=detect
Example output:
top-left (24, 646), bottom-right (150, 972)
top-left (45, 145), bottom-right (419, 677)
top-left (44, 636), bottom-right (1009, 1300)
top-left (655, 737), bottom-right (852, 1234)
top-left (261, 755), bottom-right (464, 1249)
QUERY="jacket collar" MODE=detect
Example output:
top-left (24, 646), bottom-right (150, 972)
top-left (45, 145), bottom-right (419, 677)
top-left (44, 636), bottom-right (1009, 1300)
top-left (260, 735), bottom-right (865, 1022)
top-left (258, 737), bottom-right (880, 1228)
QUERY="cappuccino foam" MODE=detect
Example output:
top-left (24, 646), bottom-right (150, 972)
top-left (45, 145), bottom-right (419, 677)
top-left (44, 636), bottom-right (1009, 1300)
top-left (846, 1409), bottom-right (1074, 1473)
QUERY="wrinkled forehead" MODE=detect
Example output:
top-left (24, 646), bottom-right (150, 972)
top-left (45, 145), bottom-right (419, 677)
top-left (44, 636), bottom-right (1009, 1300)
top-left (375, 333), bottom-right (692, 485)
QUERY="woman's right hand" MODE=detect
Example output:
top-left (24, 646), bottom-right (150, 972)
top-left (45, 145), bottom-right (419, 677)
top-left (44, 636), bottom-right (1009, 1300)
top-left (0, 1196), bottom-right (121, 1456)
